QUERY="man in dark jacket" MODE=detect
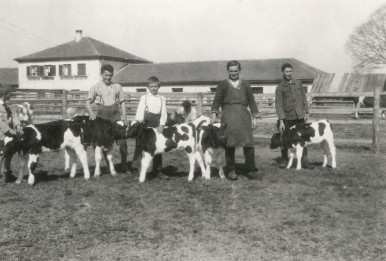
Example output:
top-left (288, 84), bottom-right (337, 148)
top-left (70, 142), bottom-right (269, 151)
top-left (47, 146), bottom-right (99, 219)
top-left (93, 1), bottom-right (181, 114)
top-left (275, 63), bottom-right (314, 169)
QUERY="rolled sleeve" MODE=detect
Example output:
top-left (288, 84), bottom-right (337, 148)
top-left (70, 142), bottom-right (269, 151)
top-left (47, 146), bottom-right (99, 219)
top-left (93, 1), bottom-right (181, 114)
top-left (135, 96), bottom-right (145, 122)
top-left (87, 85), bottom-right (97, 103)
top-left (159, 96), bottom-right (167, 126)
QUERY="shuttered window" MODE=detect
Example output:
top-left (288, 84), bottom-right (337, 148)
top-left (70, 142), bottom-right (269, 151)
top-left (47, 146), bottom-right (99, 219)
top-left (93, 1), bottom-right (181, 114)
top-left (60, 64), bottom-right (72, 76)
top-left (251, 87), bottom-right (263, 94)
top-left (172, 88), bottom-right (183, 92)
top-left (77, 64), bottom-right (86, 75)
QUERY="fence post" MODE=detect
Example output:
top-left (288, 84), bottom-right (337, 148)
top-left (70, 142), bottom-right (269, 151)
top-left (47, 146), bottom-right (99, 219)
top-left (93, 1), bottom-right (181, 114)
top-left (373, 85), bottom-right (381, 154)
top-left (197, 92), bottom-right (203, 114)
top-left (62, 89), bottom-right (68, 118)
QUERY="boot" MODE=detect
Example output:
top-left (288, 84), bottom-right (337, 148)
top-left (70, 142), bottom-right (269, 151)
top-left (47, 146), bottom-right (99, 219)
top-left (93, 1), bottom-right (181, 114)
top-left (2, 171), bottom-right (16, 183)
top-left (279, 148), bottom-right (288, 168)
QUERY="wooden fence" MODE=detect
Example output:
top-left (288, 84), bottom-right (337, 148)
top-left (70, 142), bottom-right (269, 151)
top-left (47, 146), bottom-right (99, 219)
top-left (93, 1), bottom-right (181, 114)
top-left (8, 88), bottom-right (386, 153)
top-left (8, 89), bottom-right (386, 116)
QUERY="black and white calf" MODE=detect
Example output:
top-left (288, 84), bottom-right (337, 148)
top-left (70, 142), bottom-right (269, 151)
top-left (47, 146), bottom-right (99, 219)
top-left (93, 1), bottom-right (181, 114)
top-left (193, 116), bottom-right (227, 180)
top-left (127, 121), bottom-right (197, 182)
top-left (270, 120), bottom-right (336, 170)
top-left (8, 116), bottom-right (128, 185)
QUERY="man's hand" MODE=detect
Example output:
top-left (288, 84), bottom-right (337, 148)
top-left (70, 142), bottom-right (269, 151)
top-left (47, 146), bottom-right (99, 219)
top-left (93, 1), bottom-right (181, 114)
top-left (279, 120), bottom-right (285, 133)
top-left (211, 113), bottom-right (217, 123)
top-left (89, 112), bottom-right (96, 120)
top-left (304, 113), bottom-right (309, 122)
top-left (157, 126), bottom-right (164, 134)
top-left (252, 118), bottom-right (258, 129)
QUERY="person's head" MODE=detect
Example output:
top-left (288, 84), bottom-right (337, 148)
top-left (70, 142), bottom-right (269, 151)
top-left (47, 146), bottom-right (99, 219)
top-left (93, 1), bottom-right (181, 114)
top-left (147, 76), bottom-right (160, 95)
top-left (227, 60), bottom-right (241, 81)
top-left (0, 84), bottom-right (12, 101)
top-left (100, 64), bottom-right (114, 85)
top-left (281, 63), bottom-right (293, 82)
top-left (180, 100), bottom-right (192, 114)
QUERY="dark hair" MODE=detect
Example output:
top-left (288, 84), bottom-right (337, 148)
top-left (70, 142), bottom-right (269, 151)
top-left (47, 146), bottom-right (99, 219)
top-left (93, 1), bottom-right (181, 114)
top-left (0, 84), bottom-right (12, 99)
top-left (147, 76), bottom-right (160, 87)
top-left (181, 100), bottom-right (192, 114)
top-left (226, 60), bottom-right (241, 71)
top-left (281, 63), bottom-right (293, 72)
top-left (100, 64), bottom-right (114, 74)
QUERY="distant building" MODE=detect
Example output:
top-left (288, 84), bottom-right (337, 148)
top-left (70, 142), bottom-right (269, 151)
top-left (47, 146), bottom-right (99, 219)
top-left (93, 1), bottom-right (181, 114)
top-left (14, 30), bottom-right (151, 91)
top-left (113, 59), bottom-right (322, 93)
top-left (9, 30), bottom-right (322, 93)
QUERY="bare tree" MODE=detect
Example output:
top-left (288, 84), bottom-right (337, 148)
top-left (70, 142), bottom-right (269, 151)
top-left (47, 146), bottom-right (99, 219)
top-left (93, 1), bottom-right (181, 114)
top-left (346, 4), bottom-right (386, 72)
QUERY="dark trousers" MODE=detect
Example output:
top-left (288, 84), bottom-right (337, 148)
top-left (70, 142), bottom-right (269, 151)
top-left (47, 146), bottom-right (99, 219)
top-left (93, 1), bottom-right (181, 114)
top-left (118, 139), bottom-right (128, 171)
top-left (132, 141), bottom-right (162, 172)
top-left (279, 118), bottom-right (309, 162)
top-left (225, 146), bottom-right (256, 173)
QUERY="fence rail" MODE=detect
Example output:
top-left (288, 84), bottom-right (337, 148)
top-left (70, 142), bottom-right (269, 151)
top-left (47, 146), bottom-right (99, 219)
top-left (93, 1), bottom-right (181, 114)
top-left (9, 89), bottom-right (386, 117)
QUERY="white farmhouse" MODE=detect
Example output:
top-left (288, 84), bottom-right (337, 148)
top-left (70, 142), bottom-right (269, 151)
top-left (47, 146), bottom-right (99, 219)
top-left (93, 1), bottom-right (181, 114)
top-left (14, 30), bottom-right (151, 91)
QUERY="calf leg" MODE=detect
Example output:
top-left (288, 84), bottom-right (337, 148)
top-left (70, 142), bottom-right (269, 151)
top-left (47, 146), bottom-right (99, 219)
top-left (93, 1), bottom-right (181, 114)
top-left (75, 145), bottom-right (90, 180)
top-left (195, 151), bottom-right (206, 179)
top-left (16, 152), bottom-right (28, 184)
top-left (286, 149), bottom-right (295, 169)
top-left (94, 146), bottom-right (103, 177)
top-left (295, 146), bottom-right (304, 170)
top-left (139, 152), bottom-right (153, 183)
top-left (187, 152), bottom-right (197, 182)
top-left (27, 154), bottom-right (39, 185)
top-left (320, 140), bottom-right (329, 168)
top-left (329, 141), bottom-right (337, 169)
top-left (65, 148), bottom-right (77, 178)
top-left (105, 147), bottom-right (117, 177)
top-left (203, 152), bottom-right (212, 180)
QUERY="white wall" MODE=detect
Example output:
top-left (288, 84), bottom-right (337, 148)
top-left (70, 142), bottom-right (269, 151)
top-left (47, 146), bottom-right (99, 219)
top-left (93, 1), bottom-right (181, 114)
top-left (18, 60), bottom-right (128, 91)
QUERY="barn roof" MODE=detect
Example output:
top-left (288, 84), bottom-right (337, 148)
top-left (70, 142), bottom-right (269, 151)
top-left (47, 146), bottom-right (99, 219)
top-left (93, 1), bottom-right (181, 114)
top-left (0, 68), bottom-right (18, 86)
top-left (113, 58), bottom-right (323, 86)
top-left (14, 37), bottom-right (152, 64)
top-left (311, 73), bottom-right (386, 93)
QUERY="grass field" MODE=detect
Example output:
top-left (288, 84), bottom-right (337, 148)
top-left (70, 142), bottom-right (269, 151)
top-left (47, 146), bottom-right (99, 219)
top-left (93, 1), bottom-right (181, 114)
top-left (0, 120), bottom-right (385, 260)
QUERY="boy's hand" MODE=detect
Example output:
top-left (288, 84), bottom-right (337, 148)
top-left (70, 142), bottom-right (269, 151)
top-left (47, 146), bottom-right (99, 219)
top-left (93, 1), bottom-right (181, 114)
top-left (157, 126), bottom-right (164, 134)
top-left (89, 112), bottom-right (96, 120)
top-left (279, 120), bottom-right (285, 133)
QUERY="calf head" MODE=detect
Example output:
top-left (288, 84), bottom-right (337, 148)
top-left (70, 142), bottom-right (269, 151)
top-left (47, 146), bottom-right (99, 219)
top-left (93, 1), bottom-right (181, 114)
top-left (126, 120), bottom-right (145, 138)
top-left (112, 120), bottom-right (127, 140)
top-left (202, 123), bottom-right (227, 148)
top-left (270, 132), bottom-right (282, 149)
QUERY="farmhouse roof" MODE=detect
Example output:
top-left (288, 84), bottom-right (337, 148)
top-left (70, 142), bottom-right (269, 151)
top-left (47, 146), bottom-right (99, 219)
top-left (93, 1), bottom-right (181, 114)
top-left (0, 68), bottom-right (18, 86)
top-left (14, 37), bottom-right (152, 64)
top-left (113, 58), bottom-right (323, 86)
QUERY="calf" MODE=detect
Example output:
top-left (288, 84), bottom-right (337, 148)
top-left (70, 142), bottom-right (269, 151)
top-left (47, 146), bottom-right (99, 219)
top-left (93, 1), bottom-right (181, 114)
top-left (8, 116), bottom-right (127, 185)
top-left (193, 116), bottom-right (227, 180)
top-left (353, 95), bottom-right (386, 119)
top-left (127, 121), bottom-right (197, 182)
top-left (270, 120), bottom-right (336, 170)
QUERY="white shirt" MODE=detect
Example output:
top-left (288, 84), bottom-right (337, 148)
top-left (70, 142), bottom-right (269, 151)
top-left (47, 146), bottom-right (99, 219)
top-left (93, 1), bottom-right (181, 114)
top-left (135, 93), bottom-right (167, 126)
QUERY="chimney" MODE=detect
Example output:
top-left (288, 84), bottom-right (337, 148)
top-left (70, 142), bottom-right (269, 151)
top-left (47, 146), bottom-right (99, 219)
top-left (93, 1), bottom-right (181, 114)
top-left (75, 30), bottom-right (83, 42)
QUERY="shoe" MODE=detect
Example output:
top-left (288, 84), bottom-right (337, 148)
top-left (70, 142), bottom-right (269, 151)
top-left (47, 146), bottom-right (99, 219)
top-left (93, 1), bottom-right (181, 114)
top-left (302, 161), bottom-right (315, 169)
top-left (245, 169), bottom-right (263, 180)
top-left (279, 160), bottom-right (288, 168)
top-left (226, 171), bottom-right (238, 181)
top-left (155, 171), bottom-right (170, 180)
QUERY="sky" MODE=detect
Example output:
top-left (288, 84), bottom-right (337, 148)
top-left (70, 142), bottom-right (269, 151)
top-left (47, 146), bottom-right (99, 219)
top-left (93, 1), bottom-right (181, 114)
top-left (0, 0), bottom-right (385, 73)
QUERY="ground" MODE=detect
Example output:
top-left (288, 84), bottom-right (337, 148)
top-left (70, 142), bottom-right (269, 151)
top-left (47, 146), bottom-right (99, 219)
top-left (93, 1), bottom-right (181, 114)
top-left (0, 119), bottom-right (385, 261)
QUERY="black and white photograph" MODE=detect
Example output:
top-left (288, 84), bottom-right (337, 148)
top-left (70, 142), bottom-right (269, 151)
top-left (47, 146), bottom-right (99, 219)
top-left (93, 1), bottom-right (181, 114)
top-left (0, 0), bottom-right (385, 260)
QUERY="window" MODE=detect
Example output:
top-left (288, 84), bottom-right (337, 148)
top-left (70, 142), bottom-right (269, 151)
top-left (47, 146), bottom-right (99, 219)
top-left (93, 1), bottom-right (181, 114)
top-left (77, 64), bottom-right (86, 75)
top-left (136, 88), bottom-right (146, 93)
top-left (251, 87), bottom-right (263, 94)
top-left (210, 87), bottom-right (217, 93)
top-left (43, 65), bottom-right (56, 77)
top-left (59, 64), bottom-right (72, 77)
top-left (27, 65), bottom-right (40, 77)
top-left (172, 88), bottom-right (183, 92)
